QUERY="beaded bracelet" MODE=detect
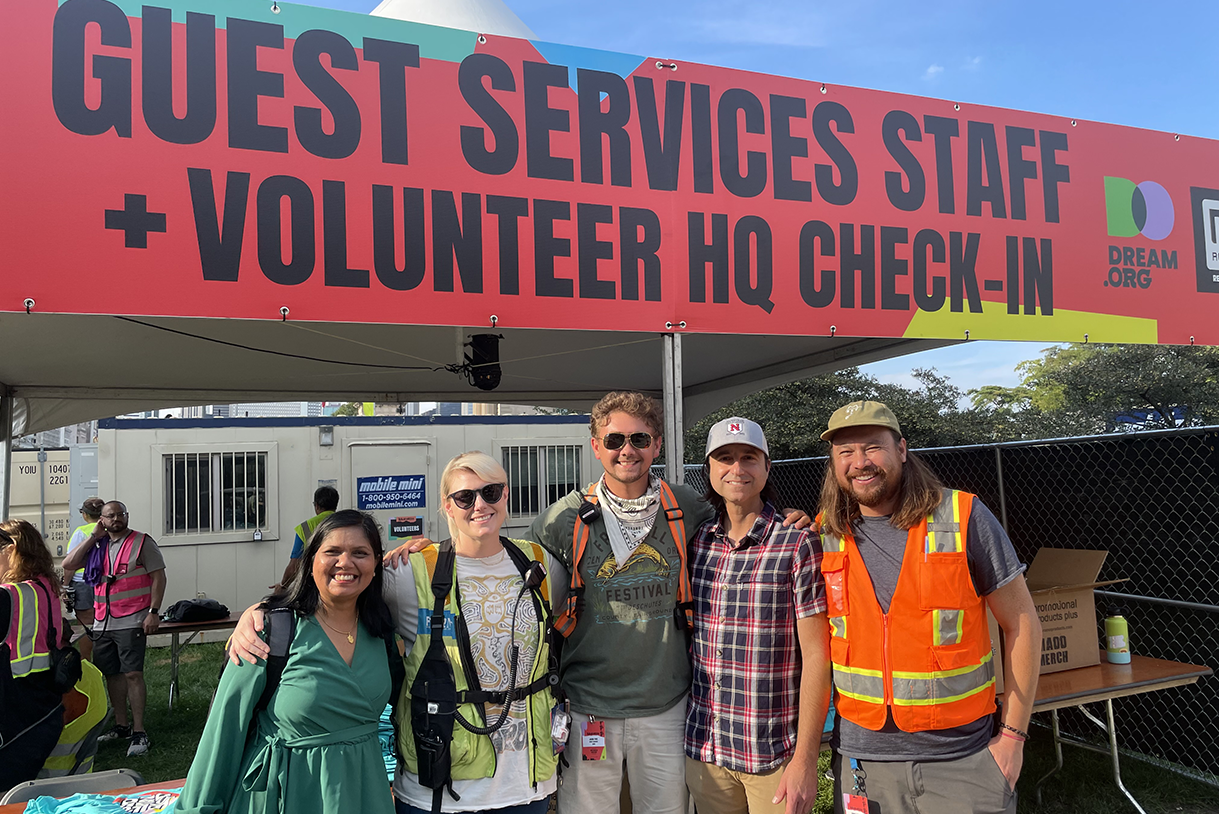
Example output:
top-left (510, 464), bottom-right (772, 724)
top-left (999, 722), bottom-right (1029, 740)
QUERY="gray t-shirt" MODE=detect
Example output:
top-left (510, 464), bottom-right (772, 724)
top-left (834, 499), bottom-right (1025, 761)
top-left (92, 532), bottom-right (167, 632)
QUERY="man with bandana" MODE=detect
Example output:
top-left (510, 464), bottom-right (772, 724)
top-left (531, 393), bottom-right (808, 814)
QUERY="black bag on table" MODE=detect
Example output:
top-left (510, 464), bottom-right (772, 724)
top-left (163, 598), bottom-right (230, 623)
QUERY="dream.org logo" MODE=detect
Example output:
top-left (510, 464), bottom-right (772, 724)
top-left (1104, 177), bottom-right (1174, 240)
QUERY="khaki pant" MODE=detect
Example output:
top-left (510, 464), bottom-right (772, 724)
top-left (685, 757), bottom-right (788, 814)
top-left (832, 749), bottom-right (1016, 814)
top-left (557, 701), bottom-right (688, 814)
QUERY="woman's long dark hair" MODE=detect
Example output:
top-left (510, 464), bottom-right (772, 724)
top-left (263, 510), bottom-right (393, 641)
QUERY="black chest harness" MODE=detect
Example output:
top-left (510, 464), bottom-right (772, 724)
top-left (410, 537), bottom-right (559, 814)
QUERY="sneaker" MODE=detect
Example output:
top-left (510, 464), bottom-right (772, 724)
top-left (126, 731), bottom-right (150, 757)
top-left (98, 723), bottom-right (132, 743)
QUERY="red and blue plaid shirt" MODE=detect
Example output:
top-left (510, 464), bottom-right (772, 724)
top-left (684, 501), bottom-right (826, 772)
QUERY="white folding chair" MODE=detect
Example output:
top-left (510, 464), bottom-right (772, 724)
top-left (0, 767), bottom-right (145, 805)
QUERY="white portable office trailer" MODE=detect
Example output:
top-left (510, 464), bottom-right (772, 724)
top-left (96, 414), bottom-right (595, 614)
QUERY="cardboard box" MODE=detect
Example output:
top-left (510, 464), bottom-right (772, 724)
top-left (1026, 548), bottom-right (1127, 674)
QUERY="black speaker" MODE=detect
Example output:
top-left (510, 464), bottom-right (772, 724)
top-left (466, 334), bottom-right (502, 391)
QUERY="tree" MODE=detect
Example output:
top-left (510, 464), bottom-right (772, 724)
top-left (970, 344), bottom-right (1218, 437)
top-left (331, 402), bottom-right (362, 416)
top-left (683, 367), bottom-right (995, 461)
top-left (683, 343), bottom-right (1218, 462)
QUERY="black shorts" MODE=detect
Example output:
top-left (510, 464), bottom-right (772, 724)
top-left (93, 628), bottom-right (147, 676)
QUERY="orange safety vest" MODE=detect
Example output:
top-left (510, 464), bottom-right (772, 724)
top-left (819, 489), bottom-right (996, 732)
top-left (93, 532), bottom-right (152, 621)
top-left (554, 481), bottom-right (692, 637)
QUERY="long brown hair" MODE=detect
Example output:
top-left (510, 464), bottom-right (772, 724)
top-left (0, 519), bottom-right (59, 591)
top-left (818, 439), bottom-right (945, 537)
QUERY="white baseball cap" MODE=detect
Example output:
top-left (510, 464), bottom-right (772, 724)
top-left (705, 417), bottom-right (769, 458)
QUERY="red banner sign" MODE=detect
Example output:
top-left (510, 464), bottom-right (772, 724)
top-left (2, 0), bottom-right (1216, 344)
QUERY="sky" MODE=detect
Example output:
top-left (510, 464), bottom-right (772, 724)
top-left (296, 0), bottom-right (1217, 394)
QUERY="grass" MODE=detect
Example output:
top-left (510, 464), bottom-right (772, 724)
top-left (94, 641), bottom-right (227, 784)
top-left (96, 642), bottom-right (1217, 813)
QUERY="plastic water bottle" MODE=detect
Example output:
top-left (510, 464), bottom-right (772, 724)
top-left (1104, 607), bottom-right (1131, 664)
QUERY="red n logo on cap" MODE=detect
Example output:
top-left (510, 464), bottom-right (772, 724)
top-left (729, 422), bottom-right (742, 433)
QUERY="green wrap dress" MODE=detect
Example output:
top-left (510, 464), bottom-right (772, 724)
top-left (177, 616), bottom-right (395, 814)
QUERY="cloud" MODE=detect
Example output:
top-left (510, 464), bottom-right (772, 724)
top-left (691, 7), bottom-right (831, 48)
top-left (964, 55), bottom-right (982, 70)
top-left (923, 63), bottom-right (944, 81)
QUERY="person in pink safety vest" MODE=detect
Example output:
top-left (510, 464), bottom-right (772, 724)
top-left (61, 501), bottom-right (166, 758)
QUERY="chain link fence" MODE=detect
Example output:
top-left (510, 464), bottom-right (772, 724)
top-left (676, 427), bottom-right (1219, 779)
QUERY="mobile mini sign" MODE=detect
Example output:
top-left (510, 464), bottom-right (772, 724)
top-left (0, 0), bottom-right (1215, 345)
top-left (356, 475), bottom-right (425, 511)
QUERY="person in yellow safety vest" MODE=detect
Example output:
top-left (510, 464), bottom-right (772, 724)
top-left (817, 401), bottom-right (1041, 814)
top-left (64, 497), bottom-right (106, 661)
top-left (40, 659), bottom-right (108, 777)
top-left (274, 486), bottom-right (340, 592)
top-left (1, 521), bottom-right (68, 791)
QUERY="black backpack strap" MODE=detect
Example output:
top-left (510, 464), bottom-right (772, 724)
top-left (411, 541), bottom-right (462, 812)
top-left (247, 609), bottom-right (294, 742)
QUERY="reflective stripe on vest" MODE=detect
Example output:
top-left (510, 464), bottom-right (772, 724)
top-left (555, 480), bottom-right (690, 637)
top-left (94, 532), bottom-right (152, 620)
top-left (40, 660), bottom-right (108, 778)
top-left (891, 651), bottom-right (995, 706)
top-left (294, 511), bottom-right (334, 550)
top-left (822, 489), bottom-right (996, 732)
top-left (2, 578), bottom-right (56, 677)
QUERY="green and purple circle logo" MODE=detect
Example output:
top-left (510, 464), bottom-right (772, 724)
top-left (1104, 177), bottom-right (1174, 240)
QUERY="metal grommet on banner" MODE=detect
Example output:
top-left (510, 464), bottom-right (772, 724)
top-left (656, 61), bottom-right (677, 71)
top-left (953, 103), bottom-right (960, 111)
top-left (1070, 120), bottom-right (1077, 127)
top-left (489, 315), bottom-right (498, 327)
top-left (23, 298), bottom-right (34, 314)
top-left (477, 34), bottom-right (487, 44)
top-left (1173, 134), bottom-right (1180, 141)
top-left (964, 329), bottom-right (970, 340)
top-left (665, 321), bottom-right (686, 330)
top-left (271, 2), bottom-right (280, 13)
top-left (280, 306), bottom-right (289, 322)
top-left (1083, 333), bottom-right (1089, 343)
top-left (678, 320), bottom-right (687, 329)
top-left (819, 84), bottom-right (827, 94)
top-left (1190, 336), bottom-right (1195, 345)
top-left (829, 325), bottom-right (836, 337)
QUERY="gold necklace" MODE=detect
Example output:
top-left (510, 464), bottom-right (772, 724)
top-left (318, 613), bottom-right (356, 644)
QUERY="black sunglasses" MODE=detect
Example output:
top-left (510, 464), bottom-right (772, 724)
top-left (600, 432), bottom-right (654, 450)
top-left (447, 483), bottom-right (506, 510)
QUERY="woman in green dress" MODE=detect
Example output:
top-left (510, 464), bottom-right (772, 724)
top-left (177, 510), bottom-right (397, 814)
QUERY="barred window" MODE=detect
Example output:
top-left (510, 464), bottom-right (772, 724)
top-left (164, 451), bottom-right (268, 535)
top-left (502, 444), bottom-right (581, 517)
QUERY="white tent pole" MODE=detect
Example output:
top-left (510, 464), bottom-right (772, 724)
top-left (661, 334), bottom-right (685, 485)
top-left (0, 389), bottom-right (12, 518)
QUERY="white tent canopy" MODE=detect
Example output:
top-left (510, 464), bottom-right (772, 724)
top-left (0, 313), bottom-right (951, 435)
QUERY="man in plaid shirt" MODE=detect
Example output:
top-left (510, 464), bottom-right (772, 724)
top-left (686, 417), bottom-right (831, 814)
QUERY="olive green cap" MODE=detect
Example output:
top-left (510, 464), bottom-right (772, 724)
top-left (821, 400), bottom-right (903, 441)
